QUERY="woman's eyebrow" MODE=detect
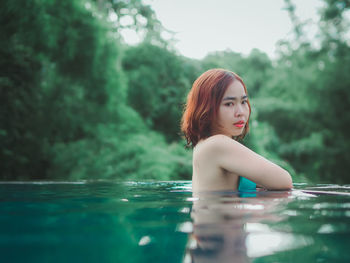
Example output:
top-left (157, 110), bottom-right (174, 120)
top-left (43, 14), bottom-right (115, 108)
top-left (223, 95), bottom-right (248, 101)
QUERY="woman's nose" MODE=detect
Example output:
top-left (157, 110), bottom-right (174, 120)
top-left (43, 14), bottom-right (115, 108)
top-left (234, 104), bottom-right (244, 116)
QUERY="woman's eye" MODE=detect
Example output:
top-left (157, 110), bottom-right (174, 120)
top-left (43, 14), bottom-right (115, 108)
top-left (242, 100), bottom-right (248, 105)
top-left (225, 102), bottom-right (233, 106)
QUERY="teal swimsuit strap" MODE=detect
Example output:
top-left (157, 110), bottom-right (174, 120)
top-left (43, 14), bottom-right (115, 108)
top-left (238, 176), bottom-right (256, 192)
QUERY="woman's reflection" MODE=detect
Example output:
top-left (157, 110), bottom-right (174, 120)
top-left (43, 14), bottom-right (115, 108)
top-left (184, 191), bottom-right (291, 263)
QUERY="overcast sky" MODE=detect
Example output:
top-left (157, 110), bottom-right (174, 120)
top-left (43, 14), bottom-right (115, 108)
top-left (125, 0), bottom-right (324, 59)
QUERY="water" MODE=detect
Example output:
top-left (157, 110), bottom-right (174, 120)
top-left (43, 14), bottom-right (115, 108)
top-left (0, 181), bottom-right (349, 263)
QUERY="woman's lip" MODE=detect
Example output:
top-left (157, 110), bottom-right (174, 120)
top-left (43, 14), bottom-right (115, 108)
top-left (233, 121), bottom-right (245, 128)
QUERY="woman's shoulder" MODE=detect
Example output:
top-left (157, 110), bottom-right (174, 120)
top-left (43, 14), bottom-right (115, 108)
top-left (194, 135), bottom-right (240, 156)
top-left (197, 135), bottom-right (239, 147)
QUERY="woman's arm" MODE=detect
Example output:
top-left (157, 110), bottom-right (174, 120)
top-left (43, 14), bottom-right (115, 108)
top-left (204, 135), bottom-right (293, 190)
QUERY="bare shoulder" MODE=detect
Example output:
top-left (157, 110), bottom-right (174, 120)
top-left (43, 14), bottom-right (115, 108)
top-left (194, 134), bottom-right (293, 190)
top-left (194, 135), bottom-right (241, 160)
top-left (204, 134), bottom-right (232, 144)
top-left (196, 135), bottom-right (242, 152)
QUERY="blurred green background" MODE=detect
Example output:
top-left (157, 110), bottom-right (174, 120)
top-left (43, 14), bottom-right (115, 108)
top-left (1, 0), bottom-right (349, 183)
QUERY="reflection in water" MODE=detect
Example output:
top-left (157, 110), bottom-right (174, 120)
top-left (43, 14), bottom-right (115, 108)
top-left (184, 191), bottom-right (295, 263)
top-left (182, 186), bottom-right (350, 263)
top-left (1, 182), bottom-right (350, 262)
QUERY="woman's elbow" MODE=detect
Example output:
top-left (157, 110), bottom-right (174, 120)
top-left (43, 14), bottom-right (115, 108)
top-left (281, 170), bottom-right (293, 190)
top-left (265, 170), bottom-right (293, 190)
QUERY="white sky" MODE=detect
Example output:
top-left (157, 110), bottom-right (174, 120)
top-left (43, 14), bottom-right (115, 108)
top-left (124, 0), bottom-right (324, 59)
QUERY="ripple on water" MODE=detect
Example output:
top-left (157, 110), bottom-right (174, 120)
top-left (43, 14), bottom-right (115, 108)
top-left (0, 181), bottom-right (349, 263)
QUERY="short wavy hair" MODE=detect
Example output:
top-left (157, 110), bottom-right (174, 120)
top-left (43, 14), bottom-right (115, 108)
top-left (181, 68), bottom-right (251, 147)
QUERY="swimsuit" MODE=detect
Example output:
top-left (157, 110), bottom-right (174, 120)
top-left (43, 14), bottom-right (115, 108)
top-left (238, 176), bottom-right (256, 192)
top-left (238, 176), bottom-right (256, 197)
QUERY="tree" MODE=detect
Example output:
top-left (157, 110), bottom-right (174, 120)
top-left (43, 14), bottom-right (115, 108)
top-left (123, 43), bottom-right (191, 141)
top-left (0, 0), bottom-right (125, 179)
top-left (253, 0), bottom-right (350, 183)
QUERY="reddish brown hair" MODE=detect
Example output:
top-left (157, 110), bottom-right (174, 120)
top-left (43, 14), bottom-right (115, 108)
top-left (181, 68), bottom-right (251, 147)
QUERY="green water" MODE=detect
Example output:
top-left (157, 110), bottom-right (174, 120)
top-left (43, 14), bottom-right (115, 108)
top-left (0, 181), bottom-right (349, 263)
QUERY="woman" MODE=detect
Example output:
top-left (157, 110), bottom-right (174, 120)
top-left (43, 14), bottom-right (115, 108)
top-left (181, 68), bottom-right (292, 193)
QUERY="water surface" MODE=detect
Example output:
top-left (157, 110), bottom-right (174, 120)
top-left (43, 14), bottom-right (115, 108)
top-left (0, 181), bottom-right (349, 262)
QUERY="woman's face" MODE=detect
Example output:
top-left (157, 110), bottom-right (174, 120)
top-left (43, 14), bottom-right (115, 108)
top-left (212, 80), bottom-right (250, 137)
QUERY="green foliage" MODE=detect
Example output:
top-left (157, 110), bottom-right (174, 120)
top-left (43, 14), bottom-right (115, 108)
top-left (201, 49), bottom-right (273, 97)
top-left (1, 0), bottom-right (350, 183)
top-left (1, 0), bottom-right (125, 179)
top-left (49, 123), bottom-right (192, 181)
top-left (254, 0), bottom-right (350, 183)
top-left (0, 0), bottom-right (192, 181)
top-left (122, 43), bottom-right (191, 141)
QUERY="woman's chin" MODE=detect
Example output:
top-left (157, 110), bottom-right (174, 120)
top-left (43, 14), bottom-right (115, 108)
top-left (231, 131), bottom-right (243, 137)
